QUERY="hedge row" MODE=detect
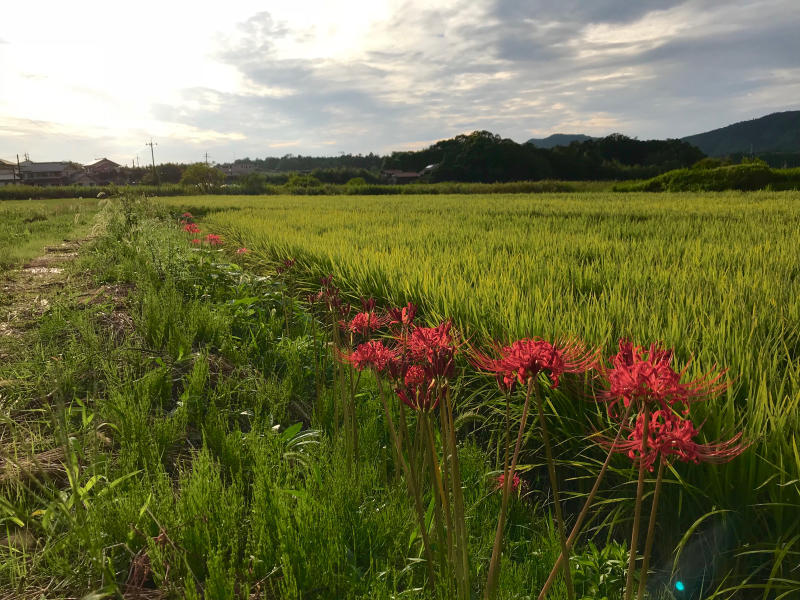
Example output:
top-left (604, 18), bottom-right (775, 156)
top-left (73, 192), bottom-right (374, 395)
top-left (614, 164), bottom-right (800, 192)
top-left (0, 180), bottom-right (612, 200)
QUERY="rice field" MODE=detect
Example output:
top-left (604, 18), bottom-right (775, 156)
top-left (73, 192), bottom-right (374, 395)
top-left (168, 191), bottom-right (800, 590)
top-left (2, 192), bottom-right (798, 597)
top-left (176, 192), bottom-right (800, 406)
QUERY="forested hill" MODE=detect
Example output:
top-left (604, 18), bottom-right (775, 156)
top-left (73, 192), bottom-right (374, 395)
top-left (382, 131), bottom-right (703, 182)
top-left (681, 111), bottom-right (800, 156)
top-left (525, 133), bottom-right (595, 148)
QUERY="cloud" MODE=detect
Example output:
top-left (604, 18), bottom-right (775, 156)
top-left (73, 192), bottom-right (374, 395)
top-left (0, 115), bottom-right (245, 164)
top-left (147, 1), bottom-right (794, 156)
top-left (3, 0), bottom-right (798, 160)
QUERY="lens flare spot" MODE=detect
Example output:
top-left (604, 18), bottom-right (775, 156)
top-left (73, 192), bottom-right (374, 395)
top-left (675, 581), bottom-right (685, 592)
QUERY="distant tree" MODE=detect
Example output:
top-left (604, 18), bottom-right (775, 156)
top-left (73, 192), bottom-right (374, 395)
top-left (286, 173), bottom-right (322, 188)
top-left (180, 163), bottom-right (225, 187)
top-left (692, 157), bottom-right (729, 170)
top-left (140, 163), bottom-right (185, 185)
top-left (239, 173), bottom-right (267, 194)
top-left (158, 163), bottom-right (185, 184)
top-left (311, 168), bottom-right (380, 184)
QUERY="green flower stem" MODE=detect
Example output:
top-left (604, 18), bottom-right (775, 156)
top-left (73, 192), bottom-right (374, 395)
top-left (539, 400), bottom-right (635, 598)
top-left (444, 386), bottom-right (470, 600)
top-left (625, 404), bottom-right (650, 600)
top-left (485, 379), bottom-right (534, 600)
top-left (637, 457), bottom-right (666, 600)
top-left (534, 381), bottom-right (575, 600)
top-left (377, 378), bottom-right (436, 588)
top-left (425, 414), bottom-right (455, 578)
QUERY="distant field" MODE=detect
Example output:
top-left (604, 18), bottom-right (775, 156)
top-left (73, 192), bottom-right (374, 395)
top-left (0, 198), bottom-right (100, 270)
top-left (169, 192), bottom-right (800, 398)
top-left (168, 192), bottom-right (800, 548)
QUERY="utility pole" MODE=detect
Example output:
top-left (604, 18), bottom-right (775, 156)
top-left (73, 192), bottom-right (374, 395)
top-left (145, 139), bottom-right (159, 185)
top-left (15, 153), bottom-right (20, 183)
top-left (204, 152), bottom-right (209, 166)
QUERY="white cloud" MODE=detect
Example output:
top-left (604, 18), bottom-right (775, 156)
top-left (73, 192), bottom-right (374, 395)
top-left (0, 0), bottom-right (798, 161)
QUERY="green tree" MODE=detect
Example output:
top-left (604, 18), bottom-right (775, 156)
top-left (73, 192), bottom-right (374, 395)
top-left (180, 163), bottom-right (225, 187)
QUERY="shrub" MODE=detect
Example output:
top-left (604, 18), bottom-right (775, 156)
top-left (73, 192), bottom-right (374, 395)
top-left (615, 164), bottom-right (800, 192)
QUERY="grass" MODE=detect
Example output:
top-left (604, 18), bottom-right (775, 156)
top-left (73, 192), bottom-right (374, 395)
top-left (0, 180), bottom-right (618, 202)
top-left (162, 191), bottom-right (800, 595)
top-left (1, 192), bottom-right (797, 597)
top-left (0, 198), bottom-right (100, 271)
top-left (0, 197), bottom-right (582, 598)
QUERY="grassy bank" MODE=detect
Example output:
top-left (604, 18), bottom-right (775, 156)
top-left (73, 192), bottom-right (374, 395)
top-left (614, 163), bottom-right (800, 192)
top-left (0, 198), bottom-right (574, 598)
top-left (0, 198), bottom-right (100, 271)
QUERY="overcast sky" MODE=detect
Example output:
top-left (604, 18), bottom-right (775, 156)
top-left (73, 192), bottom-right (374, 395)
top-left (1, 0), bottom-right (798, 165)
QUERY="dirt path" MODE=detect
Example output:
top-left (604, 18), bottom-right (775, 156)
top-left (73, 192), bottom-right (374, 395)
top-left (0, 239), bottom-right (85, 343)
top-left (1, 239), bottom-right (166, 600)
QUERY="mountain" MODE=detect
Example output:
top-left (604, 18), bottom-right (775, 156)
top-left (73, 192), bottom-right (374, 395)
top-left (525, 133), bottom-right (595, 148)
top-left (681, 111), bottom-right (800, 157)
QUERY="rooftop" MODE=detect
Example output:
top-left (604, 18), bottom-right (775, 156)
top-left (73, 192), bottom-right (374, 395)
top-left (19, 161), bottom-right (76, 172)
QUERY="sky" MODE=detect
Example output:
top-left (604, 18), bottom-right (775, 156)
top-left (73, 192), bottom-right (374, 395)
top-left (1, 0), bottom-right (798, 165)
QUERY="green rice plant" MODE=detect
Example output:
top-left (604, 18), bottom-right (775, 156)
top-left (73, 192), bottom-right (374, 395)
top-left (5, 192), bottom-right (797, 597)
top-left (168, 191), bottom-right (800, 590)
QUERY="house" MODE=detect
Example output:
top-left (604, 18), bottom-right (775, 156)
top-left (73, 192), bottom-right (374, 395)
top-left (18, 160), bottom-right (82, 186)
top-left (71, 172), bottom-right (99, 187)
top-left (381, 169), bottom-right (422, 184)
top-left (226, 163), bottom-right (257, 177)
top-left (0, 159), bottom-right (18, 186)
top-left (84, 158), bottom-right (121, 185)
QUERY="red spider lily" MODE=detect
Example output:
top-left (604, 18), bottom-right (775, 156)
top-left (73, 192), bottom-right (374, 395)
top-left (601, 339), bottom-right (727, 417)
top-left (601, 410), bottom-right (746, 471)
top-left (236, 247), bottom-right (248, 254)
top-left (396, 364), bottom-right (439, 412)
top-left (388, 302), bottom-right (417, 326)
top-left (472, 337), bottom-right (596, 391)
top-left (406, 321), bottom-right (457, 377)
top-left (403, 364), bottom-right (428, 388)
top-left (495, 471), bottom-right (523, 491)
top-left (361, 297), bottom-right (377, 312)
top-left (190, 238), bottom-right (201, 245)
top-left (182, 212), bottom-right (193, 218)
top-left (341, 311), bottom-right (389, 336)
top-left (276, 258), bottom-right (296, 274)
top-left (340, 340), bottom-right (399, 374)
top-left (205, 234), bottom-right (223, 246)
top-left (183, 223), bottom-right (201, 234)
top-left (314, 275), bottom-right (349, 316)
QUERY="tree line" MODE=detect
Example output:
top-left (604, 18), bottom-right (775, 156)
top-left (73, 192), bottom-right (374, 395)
top-left (116, 131), bottom-right (709, 186)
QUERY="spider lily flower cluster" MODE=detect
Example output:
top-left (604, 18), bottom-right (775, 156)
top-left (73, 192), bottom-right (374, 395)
top-left (473, 337), bottom-right (599, 599)
top-left (318, 286), bottom-right (468, 596)
top-left (597, 340), bottom-right (745, 600)
top-left (296, 271), bottom-right (747, 599)
top-left (494, 471), bottom-right (522, 492)
top-left (178, 213), bottom-right (225, 248)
